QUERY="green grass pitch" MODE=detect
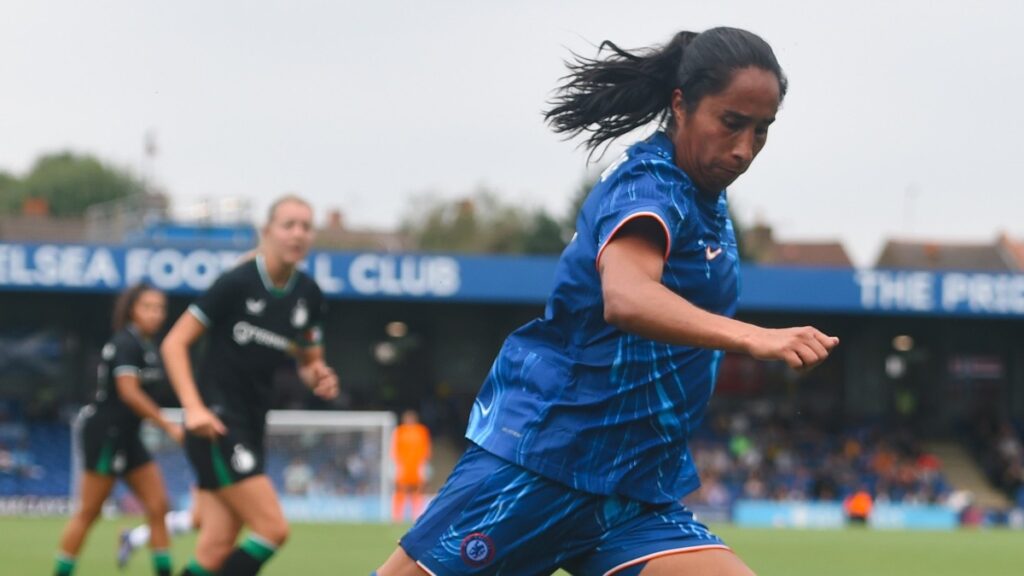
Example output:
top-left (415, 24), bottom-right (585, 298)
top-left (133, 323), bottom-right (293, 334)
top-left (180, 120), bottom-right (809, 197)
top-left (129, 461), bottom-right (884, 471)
top-left (4, 517), bottom-right (1020, 575)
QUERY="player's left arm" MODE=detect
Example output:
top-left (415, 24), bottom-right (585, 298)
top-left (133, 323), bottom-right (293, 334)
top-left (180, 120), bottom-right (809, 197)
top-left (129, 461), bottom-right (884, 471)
top-left (111, 336), bottom-right (182, 442)
top-left (600, 220), bottom-right (838, 370)
top-left (295, 288), bottom-right (337, 399)
top-left (116, 375), bottom-right (184, 444)
top-left (297, 346), bottom-right (339, 400)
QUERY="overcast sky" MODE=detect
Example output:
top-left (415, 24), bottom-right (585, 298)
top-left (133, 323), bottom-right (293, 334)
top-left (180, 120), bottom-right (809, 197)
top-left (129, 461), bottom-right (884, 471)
top-left (2, 0), bottom-right (1021, 265)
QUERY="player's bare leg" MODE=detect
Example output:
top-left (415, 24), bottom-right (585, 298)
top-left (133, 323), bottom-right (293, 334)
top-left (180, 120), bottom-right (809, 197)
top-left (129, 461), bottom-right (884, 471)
top-left (119, 487), bottom-right (200, 568)
top-left (214, 475), bottom-right (289, 575)
top-left (638, 548), bottom-right (755, 576)
top-left (182, 489), bottom-right (242, 575)
top-left (123, 463), bottom-right (172, 575)
top-left (55, 472), bottom-right (115, 575)
top-left (376, 546), bottom-right (427, 576)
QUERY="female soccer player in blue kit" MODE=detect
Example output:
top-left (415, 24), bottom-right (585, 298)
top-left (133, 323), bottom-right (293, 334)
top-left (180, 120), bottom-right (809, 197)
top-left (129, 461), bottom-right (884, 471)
top-left (377, 27), bottom-right (839, 576)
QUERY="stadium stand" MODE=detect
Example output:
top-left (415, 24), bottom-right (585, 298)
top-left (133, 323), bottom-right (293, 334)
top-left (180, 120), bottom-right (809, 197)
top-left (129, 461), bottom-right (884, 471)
top-left (967, 415), bottom-right (1024, 509)
top-left (687, 402), bottom-right (951, 508)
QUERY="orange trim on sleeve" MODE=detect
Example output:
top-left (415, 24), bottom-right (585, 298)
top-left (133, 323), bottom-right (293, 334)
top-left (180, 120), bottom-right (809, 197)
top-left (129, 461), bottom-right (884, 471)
top-left (595, 210), bottom-right (672, 271)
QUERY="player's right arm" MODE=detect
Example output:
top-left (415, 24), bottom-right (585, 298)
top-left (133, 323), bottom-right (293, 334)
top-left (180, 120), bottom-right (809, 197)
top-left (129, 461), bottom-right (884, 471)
top-left (110, 334), bottom-right (182, 443)
top-left (116, 374), bottom-right (184, 444)
top-left (599, 218), bottom-right (838, 370)
top-left (161, 311), bottom-right (227, 438)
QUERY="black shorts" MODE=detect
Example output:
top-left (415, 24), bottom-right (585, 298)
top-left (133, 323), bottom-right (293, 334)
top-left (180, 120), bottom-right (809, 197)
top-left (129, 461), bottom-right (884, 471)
top-left (184, 425), bottom-right (265, 490)
top-left (78, 406), bottom-right (151, 477)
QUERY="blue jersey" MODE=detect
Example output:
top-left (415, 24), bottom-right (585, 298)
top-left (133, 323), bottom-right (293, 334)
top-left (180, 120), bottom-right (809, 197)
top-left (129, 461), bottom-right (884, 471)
top-left (466, 131), bottom-right (740, 504)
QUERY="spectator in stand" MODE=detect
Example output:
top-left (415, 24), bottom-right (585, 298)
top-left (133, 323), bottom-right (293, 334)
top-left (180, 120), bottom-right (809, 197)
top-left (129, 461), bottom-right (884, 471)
top-left (283, 457), bottom-right (314, 496)
top-left (345, 451), bottom-right (370, 494)
top-left (844, 487), bottom-right (873, 525)
top-left (308, 468), bottom-right (336, 497)
top-left (687, 403), bottom-right (952, 508)
top-left (0, 443), bottom-right (13, 475)
top-left (11, 441), bottom-right (43, 479)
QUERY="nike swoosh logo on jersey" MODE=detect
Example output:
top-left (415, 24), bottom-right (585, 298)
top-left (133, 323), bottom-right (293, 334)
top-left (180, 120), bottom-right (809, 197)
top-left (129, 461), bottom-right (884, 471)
top-left (245, 298), bottom-right (266, 315)
top-left (705, 246), bottom-right (723, 261)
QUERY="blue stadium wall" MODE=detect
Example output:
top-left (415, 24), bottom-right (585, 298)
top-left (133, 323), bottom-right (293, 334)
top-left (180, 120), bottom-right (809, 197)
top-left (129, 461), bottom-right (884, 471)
top-left (3, 242), bottom-right (1024, 315)
top-left (1, 242), bottom-right (1022, 433)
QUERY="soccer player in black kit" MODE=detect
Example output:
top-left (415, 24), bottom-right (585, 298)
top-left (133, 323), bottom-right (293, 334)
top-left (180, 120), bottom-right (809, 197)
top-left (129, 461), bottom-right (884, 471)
top-left (162, 195), bottom-right (339, 576)
top-left (55, 284), bottom-right (181, 576)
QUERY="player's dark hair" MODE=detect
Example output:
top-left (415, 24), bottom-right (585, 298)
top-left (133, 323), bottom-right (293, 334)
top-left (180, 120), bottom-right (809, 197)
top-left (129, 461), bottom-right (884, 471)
top-left (112, 282), bottom-right (159, 332)
top-left (545, 27), bottom-right (787, 154)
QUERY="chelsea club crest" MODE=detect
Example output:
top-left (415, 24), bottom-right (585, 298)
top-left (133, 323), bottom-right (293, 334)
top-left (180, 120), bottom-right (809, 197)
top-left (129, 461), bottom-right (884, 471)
top-left (460, 532), bottom-right (495, 567)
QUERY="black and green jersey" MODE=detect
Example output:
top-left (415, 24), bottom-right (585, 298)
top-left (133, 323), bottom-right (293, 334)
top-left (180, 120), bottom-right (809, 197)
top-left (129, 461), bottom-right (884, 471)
top-left (187, 255), bottom-right (325, 431)
top-left (80, 326), bottom-right (163, 476)
top-left (93, 326), bottom-right (166, 430)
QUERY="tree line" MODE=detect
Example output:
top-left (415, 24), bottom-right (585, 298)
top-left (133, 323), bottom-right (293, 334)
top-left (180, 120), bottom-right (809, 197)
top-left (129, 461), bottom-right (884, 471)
top-left (0, 152), bottom-right (146, 217)
top-left (1, 151), bottom-right (747, 258)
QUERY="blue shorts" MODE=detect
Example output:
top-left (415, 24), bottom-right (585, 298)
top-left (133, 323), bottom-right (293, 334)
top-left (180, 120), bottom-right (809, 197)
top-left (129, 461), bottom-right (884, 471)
top-left (400, 444), bottom-right (728, 576)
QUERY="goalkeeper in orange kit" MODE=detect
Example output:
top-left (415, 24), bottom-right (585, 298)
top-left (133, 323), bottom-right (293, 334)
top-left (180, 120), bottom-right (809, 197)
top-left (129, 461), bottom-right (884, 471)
top-left (391, 410), bottom-right (432, 522)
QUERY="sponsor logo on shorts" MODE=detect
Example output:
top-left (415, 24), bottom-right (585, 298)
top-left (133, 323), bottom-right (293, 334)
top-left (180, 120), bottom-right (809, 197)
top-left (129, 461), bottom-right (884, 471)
top-left (460, 532), bottom-right (495, 567)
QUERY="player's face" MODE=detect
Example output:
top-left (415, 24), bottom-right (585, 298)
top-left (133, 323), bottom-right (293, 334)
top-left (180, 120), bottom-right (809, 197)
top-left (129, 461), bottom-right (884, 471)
top-left (671, 66), bottom-right (780, 194)
top-left (132, 289), bottom-right (167, 337)
top-left (265, 201), bottom-right (315, 266)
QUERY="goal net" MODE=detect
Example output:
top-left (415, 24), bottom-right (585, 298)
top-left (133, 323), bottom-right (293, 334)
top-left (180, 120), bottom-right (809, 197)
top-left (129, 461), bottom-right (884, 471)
top-left (72, 409), bottom-right (397, 522)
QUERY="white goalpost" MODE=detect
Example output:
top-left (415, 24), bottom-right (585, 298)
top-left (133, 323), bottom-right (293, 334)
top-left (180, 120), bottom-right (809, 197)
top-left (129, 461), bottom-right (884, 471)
top-left (72, 409), bottom-right (397, 522)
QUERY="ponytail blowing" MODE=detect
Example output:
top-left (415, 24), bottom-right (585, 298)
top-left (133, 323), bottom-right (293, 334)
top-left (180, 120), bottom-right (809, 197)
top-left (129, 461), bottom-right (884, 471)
top-left (545, 27), bottom-right (787, 154)
top-left (545, 32), bottom-right (696, 154)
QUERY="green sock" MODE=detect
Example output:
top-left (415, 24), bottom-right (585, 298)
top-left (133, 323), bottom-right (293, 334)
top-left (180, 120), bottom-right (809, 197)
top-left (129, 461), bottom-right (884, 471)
top-left (183, 557), bottom-right (216, 576)
top-left (54, 553), bottom-right (75, 576)
top-left (220, 534), bottom-right (278, 575)
top-left (239, 534), bottom-right (277, 563)
top-left (152, 549), bottom-right (172, 576)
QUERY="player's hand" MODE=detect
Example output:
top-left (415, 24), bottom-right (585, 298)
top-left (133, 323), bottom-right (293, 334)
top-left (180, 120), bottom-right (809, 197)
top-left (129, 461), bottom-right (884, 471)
top-left (742, 326), bottom-right (839, 371)
top-left (308, 362), bottom-right (339, 400)
top-left (184, 405), bottom-right (227, 438)
top-left (165, 423), bottom-right (185, 445)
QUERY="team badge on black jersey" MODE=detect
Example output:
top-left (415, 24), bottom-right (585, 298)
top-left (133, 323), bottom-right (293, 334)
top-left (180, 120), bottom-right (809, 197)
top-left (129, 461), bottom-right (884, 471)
top-left (92, 328), bottom-right (165, 419)
top-left (188, 257), bottom-right (325, 425)
top-left (291, 299), bottom-right (308, 328)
